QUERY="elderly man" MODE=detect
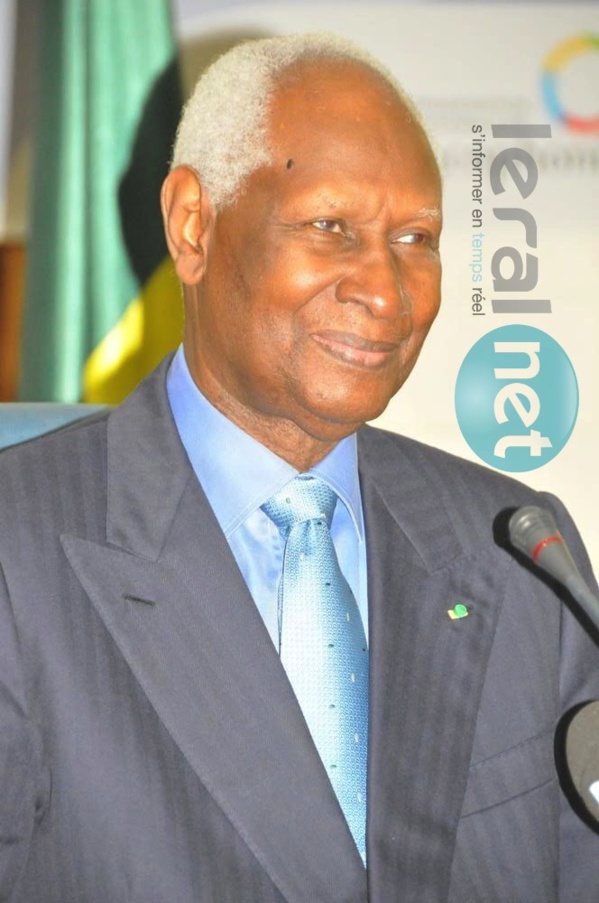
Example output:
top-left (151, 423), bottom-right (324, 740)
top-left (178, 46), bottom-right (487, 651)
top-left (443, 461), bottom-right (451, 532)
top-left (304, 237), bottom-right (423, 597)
top-left (1, 33), bottom-right (598, 903)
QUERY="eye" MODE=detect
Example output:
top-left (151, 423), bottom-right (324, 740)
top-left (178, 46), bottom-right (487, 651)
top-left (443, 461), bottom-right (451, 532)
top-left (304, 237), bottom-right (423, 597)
top-left (395, 231), bottom-right (429, 245)
top-left (312, 218), bottom-right (343, 234)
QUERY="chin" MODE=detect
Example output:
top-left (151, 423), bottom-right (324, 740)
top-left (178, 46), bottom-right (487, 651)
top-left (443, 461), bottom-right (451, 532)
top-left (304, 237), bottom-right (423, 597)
top-left (319, 372), bottom-right (404, 419)
top-left (300, 391), bottom-right (394, 439)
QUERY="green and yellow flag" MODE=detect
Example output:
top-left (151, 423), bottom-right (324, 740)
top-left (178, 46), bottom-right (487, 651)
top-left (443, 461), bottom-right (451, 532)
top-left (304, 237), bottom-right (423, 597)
top-left (21, 0), bottom-right (183, 403)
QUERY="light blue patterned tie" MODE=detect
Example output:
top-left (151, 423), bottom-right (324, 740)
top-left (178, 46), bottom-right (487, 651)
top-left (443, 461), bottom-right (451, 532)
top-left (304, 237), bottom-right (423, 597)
top-left (262, 475), bottom-right (368, 862)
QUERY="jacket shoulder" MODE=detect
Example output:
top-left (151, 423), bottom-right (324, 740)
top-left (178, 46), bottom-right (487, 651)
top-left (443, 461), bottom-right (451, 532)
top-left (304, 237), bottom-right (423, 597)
top-left (357, 424), bottom-right (569, 553)
top-left (0, 412), bottom-right (110, 543)
top-left (359, 423), bottom-right (545, 499)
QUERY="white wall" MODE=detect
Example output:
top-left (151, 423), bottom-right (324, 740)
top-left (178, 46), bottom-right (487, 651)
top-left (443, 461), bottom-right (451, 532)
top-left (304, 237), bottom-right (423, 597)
top-left (0, 0), bottom-right (16, 237)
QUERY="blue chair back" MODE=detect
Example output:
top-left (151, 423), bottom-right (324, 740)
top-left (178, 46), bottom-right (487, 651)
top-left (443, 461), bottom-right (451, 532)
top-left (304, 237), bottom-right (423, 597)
top-left (0, 403), bottom-right (107, 451)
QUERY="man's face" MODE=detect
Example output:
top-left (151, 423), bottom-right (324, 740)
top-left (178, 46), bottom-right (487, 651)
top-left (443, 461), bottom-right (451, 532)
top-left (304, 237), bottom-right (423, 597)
top-left (187, 62), bottom-right (442, 449)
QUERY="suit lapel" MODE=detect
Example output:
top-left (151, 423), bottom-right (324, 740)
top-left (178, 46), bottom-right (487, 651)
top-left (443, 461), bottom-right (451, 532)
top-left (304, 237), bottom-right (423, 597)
top-left (358, 428), bottom-right (509, 900)
top-left (62, 362), bottom-right (366, 903)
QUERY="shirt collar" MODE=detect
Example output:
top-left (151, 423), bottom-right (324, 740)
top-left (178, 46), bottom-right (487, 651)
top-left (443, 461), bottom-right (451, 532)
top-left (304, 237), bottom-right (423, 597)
top-left (166, 346), bottom-right (364, 540)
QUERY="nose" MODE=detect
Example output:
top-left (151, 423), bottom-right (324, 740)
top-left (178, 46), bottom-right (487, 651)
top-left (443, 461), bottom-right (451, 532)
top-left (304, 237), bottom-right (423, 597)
top-left (335, 242), bottom-right (407, 318)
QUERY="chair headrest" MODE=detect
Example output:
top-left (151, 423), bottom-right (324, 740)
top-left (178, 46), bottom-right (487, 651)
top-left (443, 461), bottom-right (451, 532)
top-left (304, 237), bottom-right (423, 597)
top-left (0, 403), bottom-right (107, 450)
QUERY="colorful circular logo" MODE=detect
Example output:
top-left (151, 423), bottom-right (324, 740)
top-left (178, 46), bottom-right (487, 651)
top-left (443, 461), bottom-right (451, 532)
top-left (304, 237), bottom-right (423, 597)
top-left (541, 34), bottom-right (599, 134)
top-left (455, 325), bottom-right (578, 473)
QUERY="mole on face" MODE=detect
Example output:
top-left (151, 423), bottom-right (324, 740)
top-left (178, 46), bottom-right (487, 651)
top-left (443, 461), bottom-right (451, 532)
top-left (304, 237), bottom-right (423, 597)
top-left (286, 158), bottom-right (294, 170)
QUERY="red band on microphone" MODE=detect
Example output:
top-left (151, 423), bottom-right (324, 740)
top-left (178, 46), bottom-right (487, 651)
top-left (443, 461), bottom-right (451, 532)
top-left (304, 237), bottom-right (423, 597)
top-left (531, 534), bottom-right (563, 562)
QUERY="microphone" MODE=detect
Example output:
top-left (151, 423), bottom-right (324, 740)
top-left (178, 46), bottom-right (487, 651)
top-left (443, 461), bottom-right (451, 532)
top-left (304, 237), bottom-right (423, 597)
top-left (563, 701), bottom-right (599, 824)
top-left (509, 506), bottom-right (599, 825)
top-left (508, 506), bottom-right (599, 632)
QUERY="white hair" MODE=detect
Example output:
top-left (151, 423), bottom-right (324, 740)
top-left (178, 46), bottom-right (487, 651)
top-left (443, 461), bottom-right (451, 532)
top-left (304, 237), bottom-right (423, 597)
top-left (172, 33), bottom-right (423, 209)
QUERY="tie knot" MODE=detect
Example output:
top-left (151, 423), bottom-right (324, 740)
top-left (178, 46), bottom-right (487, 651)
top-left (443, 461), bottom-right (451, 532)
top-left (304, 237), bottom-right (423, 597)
top-left (261, 475), bottom-right (337, 536)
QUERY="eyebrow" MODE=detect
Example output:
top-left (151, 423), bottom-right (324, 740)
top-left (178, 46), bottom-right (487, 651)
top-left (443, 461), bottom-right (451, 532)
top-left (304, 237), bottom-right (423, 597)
top-left (415, 207), bottom-right (442, 220)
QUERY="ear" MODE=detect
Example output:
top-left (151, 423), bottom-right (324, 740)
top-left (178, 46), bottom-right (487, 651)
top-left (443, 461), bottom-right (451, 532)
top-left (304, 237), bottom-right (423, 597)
top-left (160, 165), bottom-right (214, 286)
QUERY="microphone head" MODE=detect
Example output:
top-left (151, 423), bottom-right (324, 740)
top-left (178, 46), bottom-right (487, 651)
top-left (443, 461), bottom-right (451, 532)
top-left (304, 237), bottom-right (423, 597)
top-left (508, 505), bottom-right (561, 560)
top-left (508, 504), bottom-right (585, 597)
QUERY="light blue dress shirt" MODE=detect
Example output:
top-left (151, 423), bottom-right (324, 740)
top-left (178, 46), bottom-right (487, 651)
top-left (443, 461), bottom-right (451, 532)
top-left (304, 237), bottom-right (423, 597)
top-left (166, 346), bottom-right (368, 646)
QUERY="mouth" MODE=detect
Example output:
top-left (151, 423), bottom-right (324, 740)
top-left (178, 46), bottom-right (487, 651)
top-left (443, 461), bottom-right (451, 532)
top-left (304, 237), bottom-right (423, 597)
top-left (311, 331), bottom-right (399, 369)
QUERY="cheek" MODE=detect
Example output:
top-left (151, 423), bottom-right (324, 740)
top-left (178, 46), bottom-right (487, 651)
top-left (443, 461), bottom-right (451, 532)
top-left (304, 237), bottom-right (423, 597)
top-left (254, 236), bottom-right (340, 302)
top-left (407, 264), bottom-right (442, 330)
top-left (242, 266), bottom-right (335, 354)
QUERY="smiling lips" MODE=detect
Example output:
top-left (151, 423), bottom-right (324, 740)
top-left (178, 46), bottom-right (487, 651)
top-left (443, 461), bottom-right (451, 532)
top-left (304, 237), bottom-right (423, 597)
top-left (311, 330), bottom-right (399, 368)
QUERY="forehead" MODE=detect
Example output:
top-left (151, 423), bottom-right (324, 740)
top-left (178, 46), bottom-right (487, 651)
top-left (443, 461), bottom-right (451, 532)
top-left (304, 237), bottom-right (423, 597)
top-left (272, 57), bottom-right (409, 122)
top-left (261, 59), bottom-right (441, 208)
